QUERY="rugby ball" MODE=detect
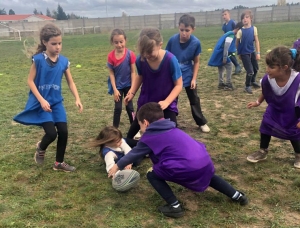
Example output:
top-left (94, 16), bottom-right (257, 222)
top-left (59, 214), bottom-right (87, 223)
top-left (112, 169), bottom-right (140, 192)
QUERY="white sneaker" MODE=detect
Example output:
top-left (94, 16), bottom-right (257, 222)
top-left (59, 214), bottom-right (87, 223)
top-left (134, 131), bottom-right (142, 140)
top-left (200, 124), bottom-right (210, 133)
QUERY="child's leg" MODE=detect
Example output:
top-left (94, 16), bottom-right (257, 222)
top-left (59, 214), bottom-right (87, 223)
top-left (224, 62), bottom-right (233, 84)
top-left (240, 54), bottom-right (254, 93)
top-left (123, 87), bottom-right (134, 124)
top-left (290, 140), bottom-right (300, 168)
top-left (55, 122), bottom-right (68, 163)
top-left (250, 53), bottom-right (260, 87)
top-left (209, 174), bottom-right (248, 205)
top-left (113, 90), bottom-right (123, 128)
top-left (163, 109), bottom-right (177, 126)
top-left (184, 86), bottom-right (207, 126)
top-left (247, 133), bottom-right (270, 163)
top-left (217, 66), bottom-right (224, 85)
top-left (126, 116), bottom-right (140, 139)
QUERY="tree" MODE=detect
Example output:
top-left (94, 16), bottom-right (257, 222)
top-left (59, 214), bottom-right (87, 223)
top-left (56, 4), bottom-right (67, 20)
top-left (8, 9), bottom-right (15, 15)
top-left (52, 9), bottom-right (57, 19)
top-left (46, 8), bottom-right (51, 17)
top-left (33, 8), bottom-right (38, 15)
top-left (0, 8), bottom-right (7, 15)
top-left (39, 11), bottom-right (43, 15)
top-left (232, 5), bottom-right (249, 9)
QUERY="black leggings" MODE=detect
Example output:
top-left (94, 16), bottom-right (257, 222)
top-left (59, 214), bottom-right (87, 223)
top-left (40, 122), bottom-right (68, 163)
top-left (147, 170), bottom-right (237, 205)
top-left (260, 133), bottom-right (300, 153)
top-left (127, 109), bottom-right (177, 139)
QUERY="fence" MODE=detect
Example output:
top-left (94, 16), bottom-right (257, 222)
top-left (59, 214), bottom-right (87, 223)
top-left (0, 4), bottom-right (300, 39)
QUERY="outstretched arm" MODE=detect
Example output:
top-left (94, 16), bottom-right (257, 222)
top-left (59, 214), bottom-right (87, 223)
top-left (247, 93), bottom-right (264, 109)
top-left (65, 68), bottom-right (83, 112)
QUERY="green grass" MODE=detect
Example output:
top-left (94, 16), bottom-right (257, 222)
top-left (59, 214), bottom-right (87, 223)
top-left (1, 21), bottom-right (300, 227)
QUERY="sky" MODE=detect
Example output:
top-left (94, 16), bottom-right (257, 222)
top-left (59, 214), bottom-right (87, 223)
top-left (1, 0), bottom-right (296, 18)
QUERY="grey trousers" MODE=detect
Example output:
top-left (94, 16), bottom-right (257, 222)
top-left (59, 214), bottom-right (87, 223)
top-left (218, 62), bottom-right (232, 85)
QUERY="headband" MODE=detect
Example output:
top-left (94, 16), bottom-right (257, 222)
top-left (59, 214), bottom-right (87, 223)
top-left (290, 48), bottom-right (297, 60)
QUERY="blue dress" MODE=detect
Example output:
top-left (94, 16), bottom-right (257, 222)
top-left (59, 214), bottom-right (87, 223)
top-left (13, 53), bottom-right (69, 126)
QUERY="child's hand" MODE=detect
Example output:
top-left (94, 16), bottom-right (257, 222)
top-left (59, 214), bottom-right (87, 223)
top-left (114, 90), bottom-right (121, 102)
top-left (124, 92), bottom-right (134, 105)
top-left (256, 53), bottom-right (260, 60)
top-left (247, 101), bottom-right (259, 109)
top-left (158, 100), bottom-right (170, 110)
top-left (108, 164), bottom-right (119, 178)
top-left (297, 122), bottom-right (300, 129)
top-left (190, 80), bottom-right (196, 89)
top-left (40, 99), bottom-right (52, 112)
top-left (124, 164), bottom-right (132, 170)
top-left (76, 100), bottom-right (83, 112)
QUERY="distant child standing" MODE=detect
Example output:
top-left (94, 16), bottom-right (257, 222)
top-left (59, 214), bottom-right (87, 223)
top-left (107, 29), bottom-right (136, 128)
top-left (166, 14), bottom-right (210, 133)
top-left (222, 9), bottom-right (242, 75)
top-left (108, 102), bottom-right (248, 218)
top-left (246, 47), bottom-right (300, 168)
top-left (13, 24), bottom-right (83, 172)
top-left (236, 10), bottom-right (261, 94)
top-left (91, 126), bottom-right (134, 173)
top-left (208, 22), bottom-right (244, 90)
top-left (124, 27), bottom-right (183, 139)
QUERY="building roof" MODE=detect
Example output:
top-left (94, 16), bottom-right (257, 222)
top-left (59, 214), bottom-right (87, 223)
top-left (0, 14), bottom-right (55, 21)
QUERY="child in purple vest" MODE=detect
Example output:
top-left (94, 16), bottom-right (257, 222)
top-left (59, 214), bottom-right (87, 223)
top-left (293, 38), bottom-right (300, 50)
top-left (236, 10), bottom-right (261, 94)
top-left (246, 46), bottom-right (300, 168)
top-left (108, 102), bottom-right (248, 218)
top-left (124, 28), bottom-right (183, 139)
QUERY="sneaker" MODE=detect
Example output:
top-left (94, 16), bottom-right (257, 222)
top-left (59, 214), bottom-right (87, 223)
top-left (251, 82), bottom-right (261, 88)
top-left (53, 162), bottom-right (76, 172)
top-left (234, 192), bottom-right (248, 206)
top-left (244, 87), bottom-right (253, 94)
top-left (294, 154), bottom-right (300, 168)
top-left (158, 204), bottom-right (184, 218)
top-left (224, 83), bottom-right (234, 91)
top-left (247, 149), bottom-right (268, 163)
top-left (200, 124), bottom-right (210, 133)
top-left (34, 141), bottom-right (45, 164)
top-left (218, 83), bottom-right (226, 90)
top-left (233, 65), bottom-right (242, 75)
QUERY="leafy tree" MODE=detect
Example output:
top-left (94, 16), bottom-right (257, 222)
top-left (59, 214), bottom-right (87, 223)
top-left (0, 8), bottom-right (7, 15)
top-left (46, 8), bottom-right (51, 17)
top-left (56, 4), bottom-right (67, 20)
top-left (8, 9), bottom-right (15, 15)
top-left (39, 11), bottom-right (43, 15)
top-left (33, 8), bottom-right (38, 15)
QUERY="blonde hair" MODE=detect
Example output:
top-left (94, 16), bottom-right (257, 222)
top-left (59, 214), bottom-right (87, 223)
top-left (137, 27), bottom-right (162, 60)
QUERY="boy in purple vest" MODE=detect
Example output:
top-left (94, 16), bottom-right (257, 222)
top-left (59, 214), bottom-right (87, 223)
top-left (236, 10), bottom-right (261, 94)
top-left (293, 38), bottom-right (300, 50)
top-left (108, 102), bottom-right (248, 218)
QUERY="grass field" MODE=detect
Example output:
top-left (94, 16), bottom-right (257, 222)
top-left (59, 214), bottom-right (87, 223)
top-left (0, 21), bottom-right (300, 228)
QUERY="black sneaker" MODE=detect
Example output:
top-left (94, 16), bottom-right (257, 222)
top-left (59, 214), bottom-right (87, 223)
top-left (234, 192), bottom-right (248, 206)
top-left (218, 83), bottom-right (226, 90)
top-left (158, 204), bottom-right (184, 218)
top-left (224, 83), bottom-right (234, 91)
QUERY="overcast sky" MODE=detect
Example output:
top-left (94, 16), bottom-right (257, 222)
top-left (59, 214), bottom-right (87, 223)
top-left (1, 0), bottom-right (296, 18)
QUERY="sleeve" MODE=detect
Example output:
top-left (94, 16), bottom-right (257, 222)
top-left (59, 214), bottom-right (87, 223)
top-left (104, 151), bottom-right (117, 172)
top-left (254, 26), bottom-right (258, 36)
top-left (117, 141), bottom-right (152, 170)
top-left (236, 30), bottom-right (242, 39)
top-left (107, 51), bottom-right (114, 69)
top-left (231, 20), bottom-right (236, 30)
top-left (120, 138), bottom-right (131, 155)
top-left (129, 50), bottom-right (136, 64)
top-left (135, 56), bottom-right (142, 76)
top-left (169, 55), bottom-right (182, 81)
top-left (195, 39), bottom-right (201, 56)
top-left (223, 37), bottom-right (233, 60)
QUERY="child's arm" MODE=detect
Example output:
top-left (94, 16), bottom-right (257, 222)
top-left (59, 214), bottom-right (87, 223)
top-left (247, 93), bottom-right (264, 109)
top-left (223, 36), bottom-right (233, 63)
top-left (124, 74), bottom-right (142, 105)
top-left (191, 55), bottom-right (200, 89)
top-left (65, 68), bottom-right (83, 112)
top-left (27, 62), bottom-right (52, 112)
top-left (104, 151), bottom-right (118, 173)
top-left (159, 77), bottom-right (183, 110)
top-left (108, 68), bottom-right (121, 102)
top-left (254, 33), bottom-right (260, 60)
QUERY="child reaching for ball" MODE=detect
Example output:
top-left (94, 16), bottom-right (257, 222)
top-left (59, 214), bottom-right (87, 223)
top-left (108, 102), bottom-right (248, 218)
top-left (91, 126), bottom-right (139, 172)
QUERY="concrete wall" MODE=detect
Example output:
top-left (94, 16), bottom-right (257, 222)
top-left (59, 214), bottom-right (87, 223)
top-left (0, 5), bottom-right (299, 38)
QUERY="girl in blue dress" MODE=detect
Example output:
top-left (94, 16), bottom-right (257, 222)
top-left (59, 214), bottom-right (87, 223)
top-left (13, 24), bottom-right (83, 172)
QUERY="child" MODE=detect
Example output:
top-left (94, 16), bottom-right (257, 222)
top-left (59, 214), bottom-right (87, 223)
top-left (108, 102), bottom-right (248, 218)
top-left (124, 27), bottom-right (183, 139)
top-left (91, 126), bottom-right (134, 172)
top-left (208, 22), bottom-right (244, 90)
top-left (236, 10), bottom-right (261, 94)
top-left (246, 46), bottom-right (300, 168)
top-left (222, 9), bottom-right (242, 75)
top-left (13, 23), bottom-right (83, 172)
top-left (107, 29), bottom-right (136, 128)
top-left (165, 14), bottom-right (210, 133)
top-left (293, 38), bottom-right (300, 50)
